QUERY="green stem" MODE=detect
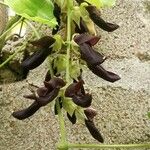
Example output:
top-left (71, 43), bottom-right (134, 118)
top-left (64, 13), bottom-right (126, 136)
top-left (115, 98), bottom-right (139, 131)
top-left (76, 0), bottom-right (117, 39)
top-left (0, 17), bottom-right (23, 41)
top-left (0, 1), bottom-right (8, 7)
top-left (0, 44), bottom-right (26, 68)
top-left (24, 20), bottom-right (40, 39)
top-left (0, 24), bottom-right (42, 68)
top-left (19, 19), bottom-right (24, 36)
top-left (68, 143), bottom-right (150, 149)
top-left (66, 0), bottom-right (73, 82)
top-left (56, 99), bottom-right (68, 149)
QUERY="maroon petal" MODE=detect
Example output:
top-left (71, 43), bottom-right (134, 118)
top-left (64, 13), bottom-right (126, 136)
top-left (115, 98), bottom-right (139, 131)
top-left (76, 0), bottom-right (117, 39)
top-left (74, 33), bottom-right (100, 46)
top-left (46, 77), bottom-right (66, 89)
top-left (72, 93), bottom-right (92, 108)
top-left (37, 87), bottom-right (48, 97)
top-left (84, 108), bottom-right (97, 120)
top-left (21, 48), bottom-right (52, 70)
top-left (74, 18), bottom-right (89, 34)
top-left (44, 81), bottom-right (54, 91)
top-left (37, 88), bottom-right (59, 106)
top-left (12, 101), bottom-right (40, 120)
top-left (30, 36), bottom-right (55, 49)
top-left (88, 64), bottom-right (121, 82)
top-left (85, 119), bottom-right (104, 143)
top-left (86, 6), bottom-right (119, 32)
top-left (80, 43), bottom-right (105, 65)
top-left (44, 70), bottom-right (51, 82)
top-left (52, 3), bottom-right (61, 35)
top-left (65, 80), bottom-right (84, 97)
top-left (67, 112), bottom-right (77, 124)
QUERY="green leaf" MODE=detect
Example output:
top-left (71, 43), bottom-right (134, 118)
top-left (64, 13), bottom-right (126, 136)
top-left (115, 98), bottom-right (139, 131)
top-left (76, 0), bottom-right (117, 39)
top-left (62, 98), bottom-right (77, 116)
top-left (75, 107), bottom-right (87, 121)
top-left (70, 61), bottom-right (81, 80)
top-left (4, 0), bottom-right (57, 27)
top-left (53, 35), bottom-right (64, 51)
top-left (85, 0), bottom-right (116, 8)
top-left (72, 6), bottom-right (81, 27)
top-left (54, 54), bottom-right (67, 73)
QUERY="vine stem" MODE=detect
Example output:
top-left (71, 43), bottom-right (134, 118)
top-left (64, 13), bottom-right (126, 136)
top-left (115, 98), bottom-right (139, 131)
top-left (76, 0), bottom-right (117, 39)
top-left (18, 19), bottom-right (24, 37)
top-left (24, 20), bottom-right (40, 39)
top-left (0, 1), bottom-right (8, 7)
top-left (0, 17), bottom-right (23, 41)
top-left (0, 44), bottom-right (26, 68)
top-left (56, 99), bottom-right (68, 150)
top-left (56, 1), bottom-right (74, 149)
top-left (66, 0), bottom-right (73, 82)
top-left (68, 143), bottom-right (150, 149)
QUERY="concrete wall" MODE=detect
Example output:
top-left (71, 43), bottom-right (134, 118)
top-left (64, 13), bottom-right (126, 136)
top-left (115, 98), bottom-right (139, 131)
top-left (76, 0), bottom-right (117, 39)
top-left (0, 0), bottom-right (8, 34)
top-left (0, 0), bottom-right (150, 150)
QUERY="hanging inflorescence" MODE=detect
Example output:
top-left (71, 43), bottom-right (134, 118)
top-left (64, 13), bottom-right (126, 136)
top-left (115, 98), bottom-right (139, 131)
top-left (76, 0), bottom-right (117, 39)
top-left (12, 0), bottom-right (120, 143)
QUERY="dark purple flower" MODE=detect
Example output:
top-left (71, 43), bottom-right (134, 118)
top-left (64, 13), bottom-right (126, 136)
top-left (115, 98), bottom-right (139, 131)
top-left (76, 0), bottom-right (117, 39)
top-left (79, 43), bottom-right (105, 65)
top-left (86, 6), bottom-right (119, 32)
top-left (44, 70), bottom-right (51, 82)
top-left (85, 119), bottom-right (104, 143)
top-left (88, 64), bottom-right (120, 82)
top-left (67, 111), bottom-right (77, 124)
top-left (84, 107), bottom-right (97, 121)
top-left (12, 77), bottom-right (65, 120)
top-left (12, 101), bottom-right (41, 120)
top-left (74, 33), bottom-right (100, 46)
top-left (74, 34), bottom-right (104, 66)
top-left (65, 80), bottom-right (92, 108)
top-left (74, 18), bottom-right (89, 34)
top-left (54, 97), bottom-right (63, 115)
top-left (84, 108), bottom-right (104, 143)
top-left (52, 3), bottom-right (61, 35)
top-left (21, 36), bottom-right (55, 70)
top-left (74, 34), bottom-right (120, 83)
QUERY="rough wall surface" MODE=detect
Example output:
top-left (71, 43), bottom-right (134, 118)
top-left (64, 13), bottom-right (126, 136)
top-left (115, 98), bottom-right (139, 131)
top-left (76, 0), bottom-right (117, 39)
top-left (0, 0), bottom-right (8, 34)
top-left (0, 0), bottom-right (150, 150)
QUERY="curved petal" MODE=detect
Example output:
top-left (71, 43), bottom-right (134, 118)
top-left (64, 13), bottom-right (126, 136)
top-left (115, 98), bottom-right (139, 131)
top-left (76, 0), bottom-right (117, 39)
top-left (30, 36), bottom-right (55, 49)
top-left (72, 93), bottom-right (92, 108)
top-left (85, 119), bottom-right (104, 143)
top-left (67, 112), bottom-right (77, 124)
top-left (12, 101), bottom-right (40, 120)
top-left (65, 80), bottom-right (84, 97)
top-left (88, 64), bottom-right (121, 82)
top-left (74, 18), bottom-right (89, 34)
top-left (80, 43), bottom-right (105, 65)
top-left (84, 108), bottom-right (97, 120)
top-left (74, 33), bottom-right (100, 46)
top-left (37, 88), bottom-right (59, 106)
top-left (86, 6), bottom-right (119, 32)
top-left (21, 48), bottom-right (52, 70)
top-left (52, 3), bottom-right (61, 35)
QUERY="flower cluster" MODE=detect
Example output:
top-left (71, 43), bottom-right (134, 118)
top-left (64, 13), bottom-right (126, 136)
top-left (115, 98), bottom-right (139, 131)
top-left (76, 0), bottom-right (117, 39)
top-left (13, 77), bottom-right (66, 120)
top-left (12, 0), bottom-right (121, 144)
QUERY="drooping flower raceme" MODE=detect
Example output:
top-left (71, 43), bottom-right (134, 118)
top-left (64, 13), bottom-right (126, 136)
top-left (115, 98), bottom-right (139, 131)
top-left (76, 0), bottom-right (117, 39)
top-left (9, 0), bottom-right (121, 145)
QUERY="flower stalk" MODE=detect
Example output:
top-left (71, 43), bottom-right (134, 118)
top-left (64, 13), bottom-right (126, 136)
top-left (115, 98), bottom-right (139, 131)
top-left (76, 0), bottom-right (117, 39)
top-left (56, 99), bottom-right (68, 150)
top-left (66, 0), bottom-right (73, 82)
top-left (68, 143), bottom-right (150, 149)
